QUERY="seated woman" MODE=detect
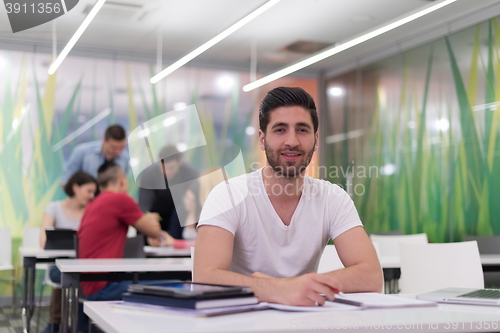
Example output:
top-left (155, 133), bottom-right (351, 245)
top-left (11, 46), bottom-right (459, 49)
top-left (40, 171), bottom-right (97, 333)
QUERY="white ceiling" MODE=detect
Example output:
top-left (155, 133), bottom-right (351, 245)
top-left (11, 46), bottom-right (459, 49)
top-left (1, 0), bottom-right (499, 76)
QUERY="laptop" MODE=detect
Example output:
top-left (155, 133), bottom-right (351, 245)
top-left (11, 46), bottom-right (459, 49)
top-left (417, 288), bottom-right (500, 306)
top-left (44, 228), bottom-right (76, 250)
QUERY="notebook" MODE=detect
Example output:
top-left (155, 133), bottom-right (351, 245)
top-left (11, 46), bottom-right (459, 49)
top-left (417, 288), bottom-right (500, 306)
top-left (44, 228), bottom-right (76, 250)
top-left (122, 293), bottom-right (259, 310)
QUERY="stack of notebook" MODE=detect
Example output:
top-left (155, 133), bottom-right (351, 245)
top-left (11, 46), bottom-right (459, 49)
top-left (122, 282), bottom-right (259, 310)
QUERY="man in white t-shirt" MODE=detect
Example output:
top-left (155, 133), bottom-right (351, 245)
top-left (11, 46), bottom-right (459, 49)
top-left (195, 87), bottom-right (382, 306)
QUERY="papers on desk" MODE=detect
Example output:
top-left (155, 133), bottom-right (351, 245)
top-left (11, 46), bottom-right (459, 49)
top-left (265, 293), bottom-right (436, 312)
top-left (333, 293), bottom-right (437, 309)
top-left (113, 293), bottom-right (436, 318)
top-left (266, 302), bottom-right (357, 312)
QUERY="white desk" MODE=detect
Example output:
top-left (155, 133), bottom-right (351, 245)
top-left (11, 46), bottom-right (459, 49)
top-left (18, 247), bottom-right (76, 333)
top-left (18, 246), bottom-right (191, 333)
top-left (85, 300), bottom-right (500, 333)
top-left (56, 258), bottom-right (192, 333)
top-left (144, 246), bottom-right (192, 257)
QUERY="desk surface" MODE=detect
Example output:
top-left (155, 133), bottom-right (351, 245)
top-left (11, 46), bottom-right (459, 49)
top-left (19, 246), bottom-right (192, 258)
top-left (56, 258), bottom-right (192, 272)
top-left (144, 246), bottom-right (192, 257)
top-left (19, 247), bottom-right (75, 258)
top-left (85, 300), bottom-right (500, 333)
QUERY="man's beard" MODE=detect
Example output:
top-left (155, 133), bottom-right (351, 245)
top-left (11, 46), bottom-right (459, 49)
top-left (264, 140), bottom-right (315, 178)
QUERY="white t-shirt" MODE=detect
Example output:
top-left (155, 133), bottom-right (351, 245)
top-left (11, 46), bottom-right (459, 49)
top-left (197, 168), bottom-right (363, 277)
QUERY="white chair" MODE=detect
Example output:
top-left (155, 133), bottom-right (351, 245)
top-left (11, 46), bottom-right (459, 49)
top-left (22, 227), bottom-right (48, 270)
top-left (317, 245), bottom-right (344, 274)
top-left (22, 227), bottom-right (41, 248)
top-left (0, 227), bottom-right (16, 306)
top-left (399, 241), bottom-right (484, 294)
top-left (370, 233), bottom-right (428, 258)
top-left (317, 243), bottom-right (380, 273)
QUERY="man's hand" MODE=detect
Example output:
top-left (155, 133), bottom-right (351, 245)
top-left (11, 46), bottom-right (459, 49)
top-left (263, 273), bottom-right (340, 306)
top-left (147, 231), bottom-right (174, 247)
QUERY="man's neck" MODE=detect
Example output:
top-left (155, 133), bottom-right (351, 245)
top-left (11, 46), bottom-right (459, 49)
top-left (102, 185), bottom-right (123, 193)
top-left (262, 166), bottom-right (305, 202)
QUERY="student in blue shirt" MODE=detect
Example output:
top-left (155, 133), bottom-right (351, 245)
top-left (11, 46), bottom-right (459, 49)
top-left (60, 125), bottom-right (130, 185)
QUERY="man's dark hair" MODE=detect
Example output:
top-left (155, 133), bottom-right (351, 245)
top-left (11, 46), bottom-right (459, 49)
top-left (64, 171), bottom-right (98, 197)
top-left (97, 162), bottom-right (124, 189)
top-left (104, 125), bottom-right (126, 141)
top-left (158, 145), bottom-right (182, 164)
top-left (259, 87), bottom-right (318, 134)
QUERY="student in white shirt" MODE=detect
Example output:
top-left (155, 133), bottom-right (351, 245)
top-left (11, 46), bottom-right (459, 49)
top-left (194, 87), bottom-right (382, 306)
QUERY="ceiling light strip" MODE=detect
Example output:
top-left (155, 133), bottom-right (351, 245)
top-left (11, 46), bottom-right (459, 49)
top-left (48, 0), bottom-right (107, 75)
top-left (242, 0), bottom-right (456, 92)
top-left (150, 0), bottom-right (281, 84)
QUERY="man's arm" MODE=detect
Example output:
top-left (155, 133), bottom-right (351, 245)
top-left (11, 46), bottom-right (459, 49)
top-left (60, 147), bottom-right (84, 186)
top-left (324, 226), bottom-right (383, 293)
top-left (194, 225), bottom-right (340, 306)
top-left (132, 213), bottom-right (162, 238)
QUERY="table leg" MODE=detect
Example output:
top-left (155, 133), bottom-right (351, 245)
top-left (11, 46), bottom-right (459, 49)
top-left (60, 288), bottom-right (69, 333)
top-left (71, 287), bottom-right (79, 333)
top-left (21, 266), bottom-right (29, 333)
top-left (22, 256), bottom-right (36, 333)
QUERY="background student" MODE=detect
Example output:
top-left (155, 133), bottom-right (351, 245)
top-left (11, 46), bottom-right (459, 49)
top-left (138, 145), bottom-right (200, 240)
top-left (39, 171), bottom-right (97, 333)
top-left (60, 125), bottom-right (129, 186)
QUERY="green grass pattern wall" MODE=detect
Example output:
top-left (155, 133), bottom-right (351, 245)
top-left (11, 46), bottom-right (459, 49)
top-left (325, 19), bottom-right (500, 242)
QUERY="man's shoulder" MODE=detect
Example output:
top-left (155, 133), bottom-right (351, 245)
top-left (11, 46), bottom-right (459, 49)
top-left (94, 191), bottom-right (135, 204)
top-left (74, 141), bottom-right (101, 154)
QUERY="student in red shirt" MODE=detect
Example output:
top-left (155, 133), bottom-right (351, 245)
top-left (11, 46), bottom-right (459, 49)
top-left (77, 162), bottom-right (174, 332)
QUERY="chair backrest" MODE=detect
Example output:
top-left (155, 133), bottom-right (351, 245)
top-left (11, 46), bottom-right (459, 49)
top-left (123, 235), bottom-right (146, 258)
top-left (371, 230), bottom-right (403, 236)
top-left (22, 227), bottom-right (41, 249)
top-left (317, 245), bottom-right (345, 273)
top-left (399, 241), bottom-right (484, 294)
top-left (369, 233), bottom-right (428, 258)
top-left (0, 227), bottom-right (12, 266)
top-left (463, 235), bottom-right (500, 254)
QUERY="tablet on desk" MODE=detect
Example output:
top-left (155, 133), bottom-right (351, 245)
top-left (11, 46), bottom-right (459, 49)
top-left (44, 228), bottom-right (76, 250)
top-left (128, 282), bottom-right (253, 299)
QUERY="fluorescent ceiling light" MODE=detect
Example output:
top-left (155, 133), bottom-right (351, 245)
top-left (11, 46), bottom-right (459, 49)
top-left (48, 0), bottom-right (107, 75)
top-left (242, 0), bottom-right (457, 92)
top-left (150, 0), bottom-right (281, 84)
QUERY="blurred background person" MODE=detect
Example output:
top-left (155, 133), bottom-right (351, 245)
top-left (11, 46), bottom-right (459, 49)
top-left (39, 171), bottom-right (97, 333)
top-left (138, 145), bottom-right (200, 240)
top-left (60, 125), bottom-right (129, 186)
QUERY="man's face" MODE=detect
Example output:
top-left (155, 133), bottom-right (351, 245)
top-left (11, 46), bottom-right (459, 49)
top-left (102, 138), bottom-right (126, 160)
top-left (160, 159), bottom-right (181, 180)
top-left (259, 106), bottom-right (318, 178)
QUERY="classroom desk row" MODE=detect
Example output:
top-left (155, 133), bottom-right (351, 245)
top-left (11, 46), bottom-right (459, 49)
top-left (18, 248), bottom-right (500, 333)
top-left (85, 299), bottom-right (500, 333)
top-left (18, 247), bottom-right (191, 333)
